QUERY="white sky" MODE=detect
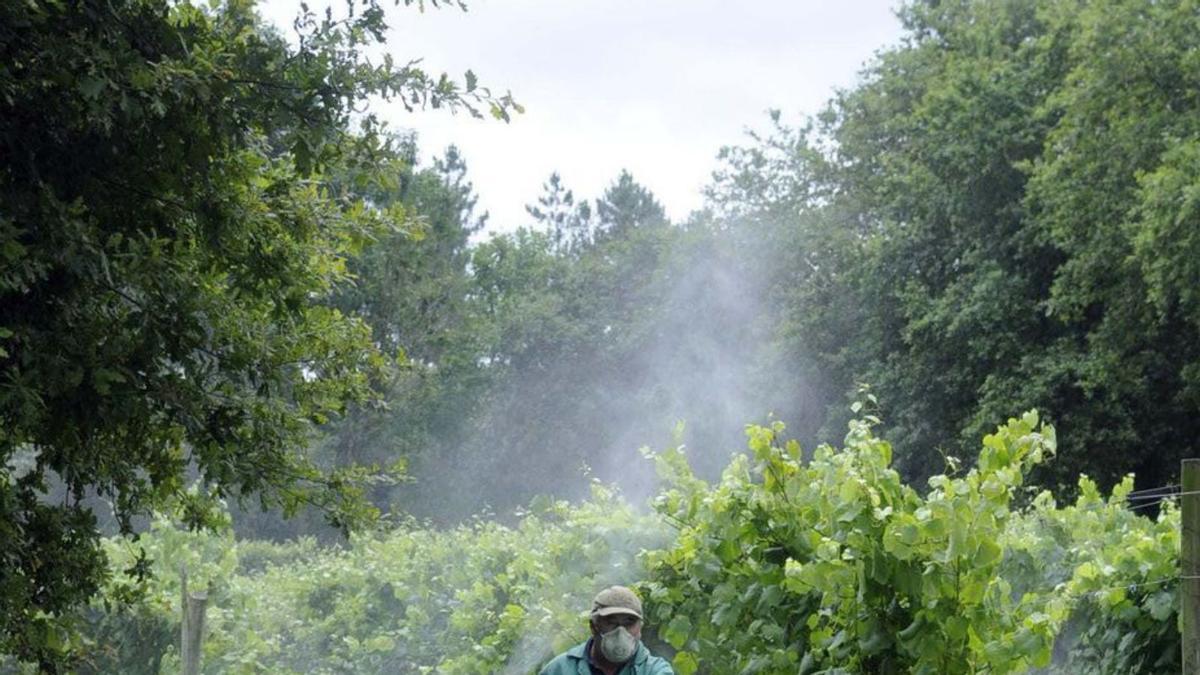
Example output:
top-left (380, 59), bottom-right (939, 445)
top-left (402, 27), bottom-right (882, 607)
top-left (260, 0), bottom-right (905, 231)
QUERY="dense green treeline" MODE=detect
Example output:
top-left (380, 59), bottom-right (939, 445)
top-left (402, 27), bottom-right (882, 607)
top-left (773, 0), bottom-right (1200, 492)
top-left (688, 0), bottom-right (1200, 493)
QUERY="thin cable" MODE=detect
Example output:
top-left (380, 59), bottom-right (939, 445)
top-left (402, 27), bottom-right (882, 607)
top-left (1127, 489), bottom-right (1182, 501)
top-left (1128, 499), bottom-right (1176, 513)
top-left (1067, 575), bottom-right (1178, 599)
top-left (1128, 489), bottom-right (1200, 500)
top-left (1014, 488), bottom-right (1191, 517)
top-left (1050, 484), bottom-right (1182, 509)
top-left (1120, 489), bottom-right (1200, 512)
top-left (1022, 499), bottom-right (1154, 519)
top-left (954, 482), bottom-right (1187, 517)
top-left (1046, 497), bottom-right (1174, 515)
top-left (1126, 484), bottom-right (1180, 497)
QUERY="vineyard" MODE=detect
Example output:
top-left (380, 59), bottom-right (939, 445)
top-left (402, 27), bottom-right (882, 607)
top-left (10, 412), bottom-right (1178, 674)
top-left (4, 0), bottom-right (1200, 671)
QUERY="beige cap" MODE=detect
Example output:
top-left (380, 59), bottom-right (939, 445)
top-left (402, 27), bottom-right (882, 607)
top-left (590, 585), bottom-right (643, 620)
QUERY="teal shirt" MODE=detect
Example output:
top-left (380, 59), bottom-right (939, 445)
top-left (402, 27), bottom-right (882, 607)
top-left (538, 639), bottom-right (674, 675)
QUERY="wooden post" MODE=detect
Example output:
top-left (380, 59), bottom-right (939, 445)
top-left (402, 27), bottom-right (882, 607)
top-left (1183, 459), bottom-right (1200, 674)
top-left (180, 566), bottom-right (208, 675)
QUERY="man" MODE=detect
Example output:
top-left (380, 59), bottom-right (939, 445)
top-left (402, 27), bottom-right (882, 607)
top-left (539, 585), bottom-right (674, 675)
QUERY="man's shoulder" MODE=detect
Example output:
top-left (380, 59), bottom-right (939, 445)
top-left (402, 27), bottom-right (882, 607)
top-left (538, 641), bottom-right (588, 675)
top-left (636, 645), bottom-right (675, 675)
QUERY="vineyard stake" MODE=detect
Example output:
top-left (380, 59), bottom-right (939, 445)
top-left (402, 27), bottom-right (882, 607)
top-left (1183, 459), bottom-right (1200, 674)
top-left (180, 565), bottom-right (208, 675)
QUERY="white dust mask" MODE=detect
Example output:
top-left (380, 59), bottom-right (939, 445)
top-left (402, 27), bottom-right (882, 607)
top-left (599, 625), bottom-right (637, 663)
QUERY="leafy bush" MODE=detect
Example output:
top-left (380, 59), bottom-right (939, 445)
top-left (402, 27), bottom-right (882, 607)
top-left (639, 412), bottom-right (1179, 675)
top-left (21, 412), bottom-right (1179, 674)
top-left (69, 485), bottom-right (666, 674)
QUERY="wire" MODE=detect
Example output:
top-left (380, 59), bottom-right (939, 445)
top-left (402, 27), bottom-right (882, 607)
top-left (1058, 567), bottom-right (1200, 602)
top-left (1012, 483), bottom-right (1190, 517)
top-left (1127, 490), bottom-right (1182, 501)
top-left (1031, 496), bottom-right (1171, 516)
top-left (1147, 489), bottom-right (1200, 499)
top-left (1127, 499), bottom-right (1176, 513)
top-left (1067, 575), bottom-right (1179, 600)
top-left (1126, 484), bottom-right (1180, 497)
top-left (1116, 489), bottom-right (1200, 513)
top-left (1126, 489), bottom-right (1200, 502)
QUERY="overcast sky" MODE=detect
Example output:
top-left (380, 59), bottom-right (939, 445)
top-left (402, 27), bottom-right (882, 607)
top-left (260, 0), bottom-right (905, 231)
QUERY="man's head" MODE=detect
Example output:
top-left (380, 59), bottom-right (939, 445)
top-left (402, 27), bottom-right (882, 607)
top-left (589, 586), bottom-right (643, 664)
